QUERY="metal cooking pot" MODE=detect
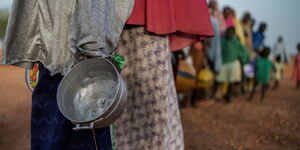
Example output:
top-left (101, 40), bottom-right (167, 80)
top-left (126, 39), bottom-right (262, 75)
top-left (57, 57), bottom-right (127, 130)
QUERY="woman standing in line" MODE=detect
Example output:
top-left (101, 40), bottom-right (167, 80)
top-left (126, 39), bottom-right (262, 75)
top-left (113, 0), bottom-right (214, 149)
top-left (3, 0), bottom-right (134, 149)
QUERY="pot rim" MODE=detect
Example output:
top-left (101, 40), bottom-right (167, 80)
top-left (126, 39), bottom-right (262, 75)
top-left (57, 57), bottom-right (122, 123)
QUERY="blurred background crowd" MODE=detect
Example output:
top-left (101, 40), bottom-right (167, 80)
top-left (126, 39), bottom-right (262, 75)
top-left (172, 0), bottom-right (300, 108)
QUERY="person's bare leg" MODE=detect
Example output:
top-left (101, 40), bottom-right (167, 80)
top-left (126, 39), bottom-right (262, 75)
top-left (191, 90), bottom-right (199, 107)
top-left (261, 84), bottom-right (267, 101)
top-left (248, 82), bottom-right (258, 101)
top-left (273, 80), bottom-right (279, 90)
top-left (225, 83), bottom-right (233, 103)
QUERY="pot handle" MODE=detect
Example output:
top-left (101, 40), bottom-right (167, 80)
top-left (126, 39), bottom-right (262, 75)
top-left (73, 122), bottom-right (95, 131)
top-left (72, 117), bottom-right (105, 131)
top-left (78, 47), bottom-right (116, 59)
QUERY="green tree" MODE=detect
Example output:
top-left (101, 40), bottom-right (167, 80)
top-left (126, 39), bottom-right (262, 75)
top-left (0, 12), bottom-right (9, 39)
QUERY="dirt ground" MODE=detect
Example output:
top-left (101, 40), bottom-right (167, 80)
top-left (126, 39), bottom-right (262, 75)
top-left (0, 63), bottom-right (299, 150)
top-left (182, 64), bottom-right (300, 150)
top-left (0, 65), bottom-right (31, 150)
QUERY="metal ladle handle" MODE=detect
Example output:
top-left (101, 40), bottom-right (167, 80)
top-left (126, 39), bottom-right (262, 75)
top-left (73, 122), bottom-right (95, 131)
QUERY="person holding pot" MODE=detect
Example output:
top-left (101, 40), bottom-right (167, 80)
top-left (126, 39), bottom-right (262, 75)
top-left (3, 0), bottom-right (134, 149)
top-left (4, 0), bottom-right (214, 150)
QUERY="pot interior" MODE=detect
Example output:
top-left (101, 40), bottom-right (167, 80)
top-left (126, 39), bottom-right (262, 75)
top-left (58, 58), bottom-right (119, 123)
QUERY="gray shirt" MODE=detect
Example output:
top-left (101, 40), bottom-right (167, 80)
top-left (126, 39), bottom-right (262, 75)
top-left (3, 0), bottom-right (134, 75)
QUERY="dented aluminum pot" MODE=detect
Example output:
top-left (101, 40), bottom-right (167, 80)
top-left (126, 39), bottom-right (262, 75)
top-left (57, 57), bottom-right (127, 130)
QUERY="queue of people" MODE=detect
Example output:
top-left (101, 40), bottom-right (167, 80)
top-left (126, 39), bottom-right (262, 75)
top-left (173, 0), bottom-right (296, 108)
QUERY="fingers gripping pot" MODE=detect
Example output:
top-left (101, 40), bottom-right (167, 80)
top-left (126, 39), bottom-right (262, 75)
top-left (57, 57), bottom-right (127, 130)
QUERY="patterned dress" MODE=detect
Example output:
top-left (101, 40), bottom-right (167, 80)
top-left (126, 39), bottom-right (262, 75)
top-left (113, 27), bottom-right (184, 150)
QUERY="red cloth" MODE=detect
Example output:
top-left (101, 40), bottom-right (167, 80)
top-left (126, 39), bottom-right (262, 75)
top-left (127, 0), bottom-right (214, 51)
top-left (292, 54), bottom-right (300, 82)
top-left (224, 15), bottom-right (235, 28)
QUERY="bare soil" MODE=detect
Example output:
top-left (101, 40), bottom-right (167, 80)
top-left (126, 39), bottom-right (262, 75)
top-left (0, 65), bottom-right (31, 150)
top-left (182, 64), bottom-right (300, 150)
top-left (0, 64), bottom-right (299, 150)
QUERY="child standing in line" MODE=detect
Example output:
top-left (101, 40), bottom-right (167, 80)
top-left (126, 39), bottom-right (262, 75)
top-left (272, 56), bottom-right (284, 89)
top-left (215, 27), bottom-right (244, 103)
top-left (249, 47), bottom-right (273, 101)
top-left (292, 43), bottom-right (300, 89)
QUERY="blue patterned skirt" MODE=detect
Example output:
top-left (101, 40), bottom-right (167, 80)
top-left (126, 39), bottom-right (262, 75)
top-left (31, 64), bottom-right (112, 150)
